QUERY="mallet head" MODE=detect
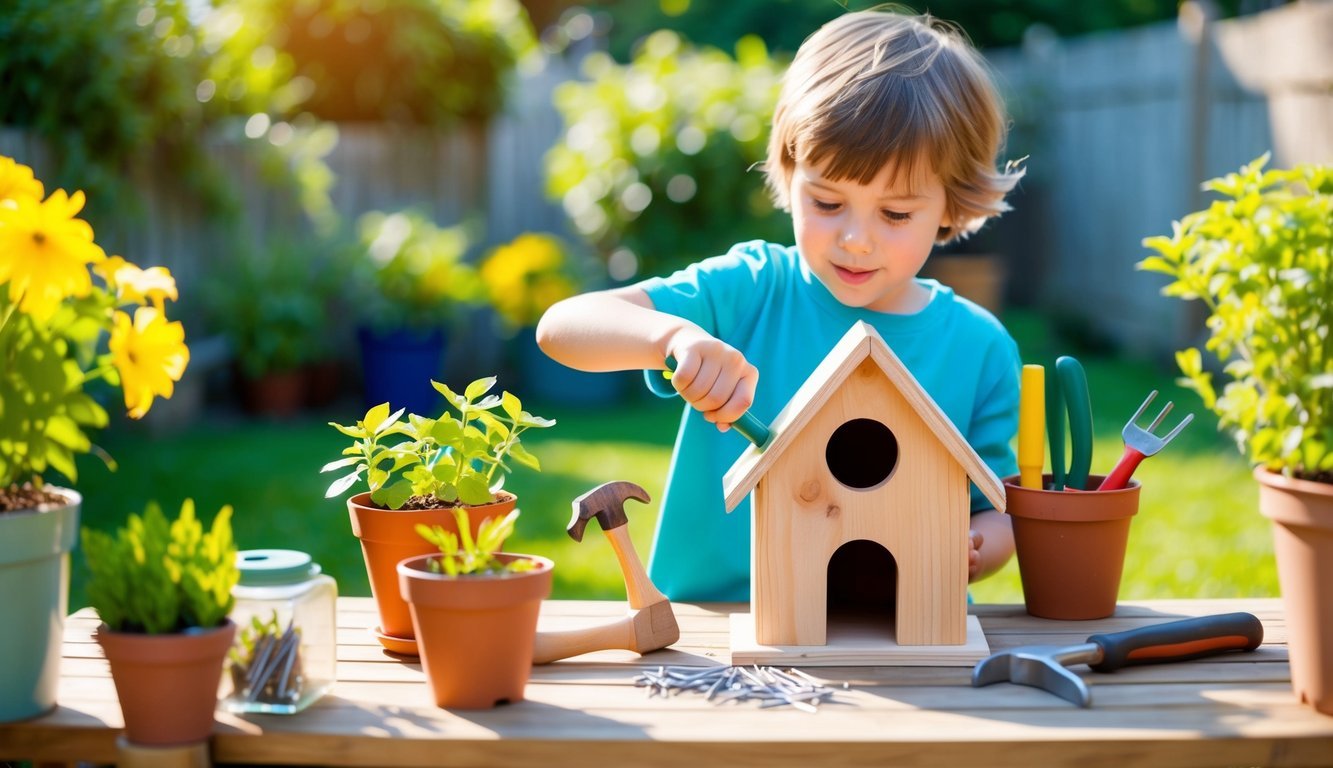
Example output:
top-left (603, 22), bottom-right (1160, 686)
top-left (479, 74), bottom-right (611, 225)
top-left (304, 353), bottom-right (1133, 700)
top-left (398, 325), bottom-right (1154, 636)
top-left (566, 481), bottom-right (652, 542)
top-left (972, 644), bottom-right (1095, 707)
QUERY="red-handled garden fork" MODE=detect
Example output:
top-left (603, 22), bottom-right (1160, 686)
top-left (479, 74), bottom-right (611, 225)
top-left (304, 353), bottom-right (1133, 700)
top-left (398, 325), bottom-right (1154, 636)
top-left (1098, 390), bottom-right (1194, 491)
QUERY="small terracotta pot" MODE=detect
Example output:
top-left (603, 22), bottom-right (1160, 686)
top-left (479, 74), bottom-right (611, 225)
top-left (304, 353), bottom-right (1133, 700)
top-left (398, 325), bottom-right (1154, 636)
top-left (398, 553), bottom-right (553, 709)
top-left (1256, 468), bottom-right (1333, 716)
top-left (1004, 475), bottom-right (1140, 620)
top-left (347, 492), bottom-right (516, 653)
top-left (96, 621), bottom-right (236, 746)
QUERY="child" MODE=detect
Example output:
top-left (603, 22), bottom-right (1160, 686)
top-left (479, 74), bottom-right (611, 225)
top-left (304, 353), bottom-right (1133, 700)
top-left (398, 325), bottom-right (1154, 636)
top-left (537, 9), bottom-right (1024, 601)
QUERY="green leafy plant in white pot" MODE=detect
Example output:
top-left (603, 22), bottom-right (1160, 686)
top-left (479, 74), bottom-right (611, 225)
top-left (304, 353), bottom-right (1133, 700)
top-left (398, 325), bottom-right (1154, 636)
top-left (1139, 154), bottom-right (1331, 714)
top-left (323, 376), bottom-right (554, 654)
top-left (0, 155), bottom-right (189, 722)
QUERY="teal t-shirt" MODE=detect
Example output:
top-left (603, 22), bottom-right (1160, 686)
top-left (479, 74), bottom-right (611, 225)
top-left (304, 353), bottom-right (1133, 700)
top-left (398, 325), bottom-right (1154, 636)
top-left (640, 240), bottom-right (1020, 602)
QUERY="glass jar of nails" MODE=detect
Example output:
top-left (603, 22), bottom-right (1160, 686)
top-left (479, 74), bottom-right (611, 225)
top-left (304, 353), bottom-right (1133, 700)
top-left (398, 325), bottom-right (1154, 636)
top-left (224, 549), bottom-right (337, 714)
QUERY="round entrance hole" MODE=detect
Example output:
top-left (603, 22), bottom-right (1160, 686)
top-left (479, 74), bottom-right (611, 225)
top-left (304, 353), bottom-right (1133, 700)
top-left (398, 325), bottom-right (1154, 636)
top-left (825, 418), bottom-right (899, 489)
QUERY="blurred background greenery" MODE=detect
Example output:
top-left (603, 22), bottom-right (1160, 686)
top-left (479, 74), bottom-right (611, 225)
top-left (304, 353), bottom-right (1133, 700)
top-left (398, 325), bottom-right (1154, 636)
top-left (2, 0), bottom-right (1303, 609)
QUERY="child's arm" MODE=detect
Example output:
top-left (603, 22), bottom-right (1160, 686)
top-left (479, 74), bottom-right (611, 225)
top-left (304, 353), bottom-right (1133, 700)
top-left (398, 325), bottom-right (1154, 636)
top-left (536, 286), bottom-right (759, 431)
top-left (968, 509), bottom-right (1014, 582)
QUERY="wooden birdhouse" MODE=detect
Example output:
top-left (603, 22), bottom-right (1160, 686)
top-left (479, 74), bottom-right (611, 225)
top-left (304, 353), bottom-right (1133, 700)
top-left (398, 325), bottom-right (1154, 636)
top-left (724, 321), bottom-right (1006, 666)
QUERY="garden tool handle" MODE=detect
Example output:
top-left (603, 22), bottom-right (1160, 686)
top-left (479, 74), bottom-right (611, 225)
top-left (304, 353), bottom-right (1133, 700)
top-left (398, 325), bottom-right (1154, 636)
top-left (533, 614), bottom-right (637, 664)
top-left (1097, 446), bottom-right (1146, 491)
top-left (1018, 365), bottom-right (1046, 489)
top-left (1056, 356), bottom-right (1094, 490)
top-left (651, 356), bottom-right (771, 448)
top-left (1046, 364), bottom-right (1066, 491)
top-left (1086, 612), bottom-right (1263, 673)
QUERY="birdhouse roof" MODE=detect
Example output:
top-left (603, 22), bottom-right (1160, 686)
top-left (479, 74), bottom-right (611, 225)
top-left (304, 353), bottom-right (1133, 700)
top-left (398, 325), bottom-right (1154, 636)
top-left (722, 321), bottom-right (1006, 513)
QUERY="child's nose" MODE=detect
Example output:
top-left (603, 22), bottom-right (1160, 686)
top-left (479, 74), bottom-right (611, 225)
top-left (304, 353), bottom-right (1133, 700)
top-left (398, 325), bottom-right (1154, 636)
top-left (838, 227), bottom-right (872, 255)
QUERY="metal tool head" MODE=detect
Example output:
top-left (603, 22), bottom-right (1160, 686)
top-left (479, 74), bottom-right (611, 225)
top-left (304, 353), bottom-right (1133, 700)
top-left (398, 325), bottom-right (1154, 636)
top-left (1122, 390), bottom-right (1194, 457)
top-left (972, 644), bottom-right (1093, 707)
top-left (566, 481), bottom-right (652, 542)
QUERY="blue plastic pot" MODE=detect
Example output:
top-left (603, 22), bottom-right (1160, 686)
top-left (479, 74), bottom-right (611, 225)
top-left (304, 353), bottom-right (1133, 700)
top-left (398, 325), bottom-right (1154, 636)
top-left (0, 490), bottom-right (80, 722)
top-left (357, 326), bottom-right (448, 416)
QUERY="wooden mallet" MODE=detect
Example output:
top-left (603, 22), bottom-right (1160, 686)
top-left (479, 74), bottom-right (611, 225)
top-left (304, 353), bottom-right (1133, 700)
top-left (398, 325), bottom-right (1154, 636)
top-left (532, 481), bottom-right (680, 664)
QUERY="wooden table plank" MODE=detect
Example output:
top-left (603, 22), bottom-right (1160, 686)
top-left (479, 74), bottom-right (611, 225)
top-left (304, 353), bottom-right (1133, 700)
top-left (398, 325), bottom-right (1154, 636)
top-left (3, 597), bottom-right (1329, 768)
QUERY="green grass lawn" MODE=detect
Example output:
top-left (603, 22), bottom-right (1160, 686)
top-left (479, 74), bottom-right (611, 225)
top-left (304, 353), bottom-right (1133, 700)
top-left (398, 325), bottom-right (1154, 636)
top-left (67, 310), bottom-right (1276, 611)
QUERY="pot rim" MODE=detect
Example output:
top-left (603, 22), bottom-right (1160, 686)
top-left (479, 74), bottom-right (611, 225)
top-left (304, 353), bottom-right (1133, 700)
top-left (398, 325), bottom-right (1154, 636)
top-left (397, 553), bottom-right (554, 582)
top-left (347, 490), bottom-right (518, 513)
top-left (1253, 466), bottom-right (1333, 496)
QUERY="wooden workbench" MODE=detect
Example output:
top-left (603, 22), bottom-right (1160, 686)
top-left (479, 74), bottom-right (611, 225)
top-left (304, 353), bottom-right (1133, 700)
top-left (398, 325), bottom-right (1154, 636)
top-left (2, 597), bottom-right (1331, 767)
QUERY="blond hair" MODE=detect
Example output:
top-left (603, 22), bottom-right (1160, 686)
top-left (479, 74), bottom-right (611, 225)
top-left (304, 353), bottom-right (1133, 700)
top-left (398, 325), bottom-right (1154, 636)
top-left (763, 9), bottom-right (1022, 243)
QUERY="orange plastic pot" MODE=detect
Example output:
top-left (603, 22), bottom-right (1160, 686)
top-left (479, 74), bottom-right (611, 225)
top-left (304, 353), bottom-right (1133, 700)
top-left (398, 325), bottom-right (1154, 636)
top-left (1004, 475), bottom-right (1140, 620)
top-left (1256, 468), bottom-right (1333, 715)
top-left (96, 621), bottom-right (235, 747)
top-left (347, 492), bottom-right (515, 654)
top-left (398, 553), bottom-right (553, 709)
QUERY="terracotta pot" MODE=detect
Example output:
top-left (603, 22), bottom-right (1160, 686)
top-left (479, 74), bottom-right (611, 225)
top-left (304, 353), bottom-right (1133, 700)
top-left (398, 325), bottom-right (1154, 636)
top-left (347, 491), bottom-right (516, 654)
top-left (1255, 468), bottom-right (1333, 716)
top-left (398, 553), bottom-right (553, 709)
top-left (238, 368), bottom-right (307, 418)
top-left (0, 489), bottom-right (79, 722)
top-left (1004, 475), bottom-right (1140, 620)
top-left (96, 621), bottom-right (236, 746)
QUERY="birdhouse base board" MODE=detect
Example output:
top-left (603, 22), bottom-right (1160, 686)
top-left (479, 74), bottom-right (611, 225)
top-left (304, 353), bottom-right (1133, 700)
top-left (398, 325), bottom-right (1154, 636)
top-left (728, 613), bottom-right (989, 667)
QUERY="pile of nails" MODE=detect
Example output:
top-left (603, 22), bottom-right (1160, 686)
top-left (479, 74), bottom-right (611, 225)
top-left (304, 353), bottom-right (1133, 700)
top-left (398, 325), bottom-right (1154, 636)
top-left (634, 665), bottom-right (843, 713)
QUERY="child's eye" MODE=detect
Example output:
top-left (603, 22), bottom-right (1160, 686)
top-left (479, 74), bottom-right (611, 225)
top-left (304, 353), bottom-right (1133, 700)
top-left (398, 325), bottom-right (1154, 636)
top-left (882, 209), bottom-right (912, 223)
top-left (811, 198), bottom-right (841, 212)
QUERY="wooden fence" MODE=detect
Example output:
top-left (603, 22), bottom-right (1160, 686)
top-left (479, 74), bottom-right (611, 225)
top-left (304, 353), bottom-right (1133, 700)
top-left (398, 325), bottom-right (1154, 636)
top-left (985, 0), bottom-right (1331, 356)
top-left (2, 3), bottom-right (1328, 359)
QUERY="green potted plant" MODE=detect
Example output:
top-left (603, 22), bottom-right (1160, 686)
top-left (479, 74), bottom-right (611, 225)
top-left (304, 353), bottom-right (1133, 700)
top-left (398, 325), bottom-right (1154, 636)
top-left (353, 210), bottom-right (485, 417)
top-left (398, 506), bottom-right (553, 709)
top-left (323, 375), bottom-right (554, 654)
top-left (0, 155), bottom-right (189, 722)
top-left (1139, 153), bottom-right (1331, 714)
top-left (203, 236), bottom-right (328, 417)
top-left (81, 499), bottom-right (239, 746)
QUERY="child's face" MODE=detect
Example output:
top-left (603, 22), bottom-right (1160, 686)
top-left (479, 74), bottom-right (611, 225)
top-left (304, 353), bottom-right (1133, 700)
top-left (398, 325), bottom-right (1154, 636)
top-left (790, 159), bottom-right (949, 314)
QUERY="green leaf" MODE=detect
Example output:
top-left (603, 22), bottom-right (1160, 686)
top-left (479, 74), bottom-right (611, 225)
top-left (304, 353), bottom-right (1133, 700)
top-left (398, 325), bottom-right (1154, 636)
top-left (320, 456), bottom-right (361, 473)
top-left (382, 479), bottom-right (415, 510)
top-left (373, 407), bottom-right (406, 436)
top-left (465, 376), bottom-right (497, 402)
top-left (363, 403), bottom-right (391, 433)
top-left (329, 421), bottom-right (365, 439)
top-left (456, 472), bottom-right (493, 506)
top-left (501, 391), bottom-right (522, 421)
top-left (508, 441), bottom-right (540, 471)
top-left (324, 468), bottom-right (364, 498)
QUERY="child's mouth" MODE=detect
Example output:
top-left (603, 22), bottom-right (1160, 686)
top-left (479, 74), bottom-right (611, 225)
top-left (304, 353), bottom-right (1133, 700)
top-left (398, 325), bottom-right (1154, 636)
top-left (834, 265), bottom-right (876, 285)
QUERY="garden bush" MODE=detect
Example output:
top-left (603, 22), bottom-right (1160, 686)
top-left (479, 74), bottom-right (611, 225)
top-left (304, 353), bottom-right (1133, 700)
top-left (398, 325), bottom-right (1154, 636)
top-left (545, 31), bottom-right (789, 280)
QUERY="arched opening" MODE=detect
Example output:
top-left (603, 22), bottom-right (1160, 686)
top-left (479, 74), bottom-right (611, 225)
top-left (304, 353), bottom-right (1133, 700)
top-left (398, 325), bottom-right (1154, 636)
top-left (826, 539), bottom-right (898, 619)
top-left (825, 418), bottom-right (899, 490)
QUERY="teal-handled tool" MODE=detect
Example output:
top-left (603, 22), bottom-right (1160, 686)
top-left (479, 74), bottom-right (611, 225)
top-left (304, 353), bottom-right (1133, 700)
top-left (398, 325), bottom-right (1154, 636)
top-left (646, 356), bottom-right (772, 449)
top-left (1045, 356), bottom-right (1093, 491)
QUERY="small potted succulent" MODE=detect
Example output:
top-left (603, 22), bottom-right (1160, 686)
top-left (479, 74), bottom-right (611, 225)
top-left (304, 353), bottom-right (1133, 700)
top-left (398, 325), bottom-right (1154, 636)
top-left (0, 155), bottom-right (189, 722)
top-left (323, 376), bottom-right (554, 653)
top-left (81, 499), bottom-right (239, 746)
top-left (1139, 154), bottom-right (1331, 714)
top-left (398, 505), bottom-right (553, 709)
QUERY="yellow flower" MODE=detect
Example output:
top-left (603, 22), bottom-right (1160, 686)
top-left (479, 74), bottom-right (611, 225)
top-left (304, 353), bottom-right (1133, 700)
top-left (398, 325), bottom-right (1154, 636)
top-left (104, 258), bottom-right (179, 308)
top-left (0, 157), bottom-right (44, 205)
top-left (110, 307), bottom-right (190, 419)
top-left (0, 189), bottom-right (106, 321)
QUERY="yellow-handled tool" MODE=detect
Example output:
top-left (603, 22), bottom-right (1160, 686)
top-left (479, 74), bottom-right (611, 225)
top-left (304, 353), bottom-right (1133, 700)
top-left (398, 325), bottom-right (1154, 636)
top-left (1018, 364), bottom-right (1046, 489)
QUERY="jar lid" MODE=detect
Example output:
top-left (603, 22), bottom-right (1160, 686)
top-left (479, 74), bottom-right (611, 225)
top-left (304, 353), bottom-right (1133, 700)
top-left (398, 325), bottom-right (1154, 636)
top-left (236, 549), bottom-right (322, 586)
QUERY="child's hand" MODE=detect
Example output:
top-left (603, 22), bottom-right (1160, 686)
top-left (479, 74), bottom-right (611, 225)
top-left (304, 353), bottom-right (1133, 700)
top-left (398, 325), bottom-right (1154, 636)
top-left (968, 530), bottom-right (984, 582)
top-left (665, 330), bottom-right (759, 433)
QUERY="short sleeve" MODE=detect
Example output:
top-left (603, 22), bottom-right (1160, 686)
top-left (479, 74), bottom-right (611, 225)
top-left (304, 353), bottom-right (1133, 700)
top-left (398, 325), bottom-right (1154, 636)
top-left (637, 240), bottom-right (778, 339)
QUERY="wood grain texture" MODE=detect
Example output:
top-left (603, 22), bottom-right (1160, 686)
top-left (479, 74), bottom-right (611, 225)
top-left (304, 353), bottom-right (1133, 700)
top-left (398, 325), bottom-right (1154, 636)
top-left (3, 598), bottom-right (1331, 768)
top-left (730, 613), bottom-right (990, 667)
